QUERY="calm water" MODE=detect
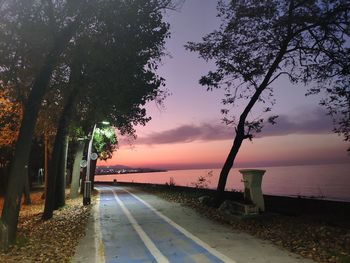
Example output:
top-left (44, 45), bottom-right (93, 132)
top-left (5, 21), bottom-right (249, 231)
top-left (96, 163), bottom-right (350, 202)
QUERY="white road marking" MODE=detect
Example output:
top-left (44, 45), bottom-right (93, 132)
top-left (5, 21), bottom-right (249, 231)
top-left (122, 187), bottom-right (236, 263)
top-left (94, 193), bottom-right (106, 263)
top-left (110, 188), bottom-right (170, 263)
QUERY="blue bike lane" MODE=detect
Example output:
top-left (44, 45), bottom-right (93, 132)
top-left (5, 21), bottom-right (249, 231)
top-left (98, 186), bottom-right (233, 263)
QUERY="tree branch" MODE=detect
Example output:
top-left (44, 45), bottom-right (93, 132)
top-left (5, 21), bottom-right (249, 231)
top-left (44, 0), bottom-right (57, 34)
top-left (267, 71), bottom-right (294, 86)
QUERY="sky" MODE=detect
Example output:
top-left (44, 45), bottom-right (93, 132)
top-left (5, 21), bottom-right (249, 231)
top-left (99, 0), bottom-right (349, 170)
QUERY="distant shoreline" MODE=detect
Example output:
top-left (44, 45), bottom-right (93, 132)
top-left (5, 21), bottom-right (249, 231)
top-left (95, 163), bottom-right (350, 202)
top-left (97, 161), bottom-right (349, 173)
top-left (95, 168), bottom-right (167, 175)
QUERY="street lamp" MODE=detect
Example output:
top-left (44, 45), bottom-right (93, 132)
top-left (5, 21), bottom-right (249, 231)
top-left (83, 121), bottom-right (110, 205)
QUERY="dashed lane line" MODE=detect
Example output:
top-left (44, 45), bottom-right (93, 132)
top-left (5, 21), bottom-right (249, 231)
top-left (120, 187), bottom-right (236, 263)
top-left (94, 193), bottom-right (105, 263)
top-left (110, 188), bottom-right (170, 263)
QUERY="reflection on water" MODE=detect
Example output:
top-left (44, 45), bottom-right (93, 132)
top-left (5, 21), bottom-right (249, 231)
top-left (96, 163), bottom-right (350, 202)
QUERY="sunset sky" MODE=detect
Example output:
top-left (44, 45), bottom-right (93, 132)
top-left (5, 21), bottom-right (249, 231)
top-left (100, 0), bottom-right (349, 170)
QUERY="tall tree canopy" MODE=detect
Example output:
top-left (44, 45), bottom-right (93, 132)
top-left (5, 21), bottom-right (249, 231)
top-left (0, 0), bottom-right (175, 245)
top-left (0, 89), bottom-right (21, 167)
top-left (186, 0), bottom-right (350, 198)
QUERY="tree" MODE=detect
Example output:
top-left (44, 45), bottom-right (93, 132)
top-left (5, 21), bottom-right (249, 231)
top-left (69, 139), bottom-right (85, 199)
top-left (0, 0), bottom-right (93, 243)
top-left (0, 88), bottom-right (21, 195)
top-left (64, 0), bottom-right (173, 198)
top-left (307, 51), bottom-right (350, 147)
top-left (186, 0), bottom-right (350, 200)
top-left (42, 49), bottom-right (84, 219)
top-left (42, 85), bottom-right (80, 219)
top-left (0, 0), bottom-right (178, 244)
top-left (0, 89), bottom-right (31, 204)
top-left (42, 0), bottom-right (172, 217)
top-left (0, 89), bottom-right (21, 150)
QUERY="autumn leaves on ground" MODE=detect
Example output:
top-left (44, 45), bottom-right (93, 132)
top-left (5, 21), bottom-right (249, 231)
top-left (0, 190), bottom-right (91, 263)
top-left (2, 185), bottom-right (349, 263)
top-left (142, 186), bottom-right (350, 263)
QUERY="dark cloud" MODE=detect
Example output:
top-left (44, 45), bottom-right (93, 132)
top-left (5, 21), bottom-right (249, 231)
top-left (257, 107), bottom-right (333, 138)
top-left (136, 108), bottom-right (334, 145)
top-left (136, 123), bottom-right (233, 145)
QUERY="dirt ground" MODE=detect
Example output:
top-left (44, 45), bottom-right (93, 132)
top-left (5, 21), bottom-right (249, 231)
top-left (0, 190), bottom-right (91, 263)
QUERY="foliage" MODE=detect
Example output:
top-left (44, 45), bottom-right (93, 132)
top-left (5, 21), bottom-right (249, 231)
top-left (69, 0), bottom-right (172, 138)
top-left (0, 1), bottom-right (52, 101)
top-left (0, 89), bottom-right (22, 166)
top-left (309, 77), bottom-right (350, 143)
top-left (0, 0), bottom-right (174, 160)
top-left (34, 88), bottom-right (66, 140)
top-left (186, 0), bottom-right (350, 140)
top-left (0, 0), bottom-right (176, 243)
top-left (0, 89), bottom-right (21, 147)
top-left (0, 0), bottom-right (95, 103)
top-left (93, 127), bottom-right (118, 161)
top-left (62, 0), bottom-right (174, 166)
top-left (186, 0), bottom-right (350, 193)
top-left (0, 0), bottom-right (174, 144)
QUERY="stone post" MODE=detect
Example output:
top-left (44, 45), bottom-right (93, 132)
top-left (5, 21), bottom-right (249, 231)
top-left (239, 169), bottom-right (266, 212)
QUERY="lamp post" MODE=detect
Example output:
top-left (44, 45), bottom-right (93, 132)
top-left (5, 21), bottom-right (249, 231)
top-left (83, 121), bottom-right (109, 205)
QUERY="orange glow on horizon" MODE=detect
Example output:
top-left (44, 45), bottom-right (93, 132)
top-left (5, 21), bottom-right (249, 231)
top-left (98, 133), bottom-right (348, 170)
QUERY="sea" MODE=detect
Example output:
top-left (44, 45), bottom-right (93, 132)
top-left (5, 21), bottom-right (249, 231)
top-left (95, 163), bottom-right (350, 202)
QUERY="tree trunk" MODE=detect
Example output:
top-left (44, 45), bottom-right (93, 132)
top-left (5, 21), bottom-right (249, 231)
top-left (70, 141), bottom-right (85, 198)
top-left (1, 83), bottom-right (48, 243)
top-left (0, 20), bottom-right (80, 245)
top-left (216, 135), bottom-right (244, 195)
top-left (42, 44), bottom-right (84, 219)
top-left (215, 37), bottom-right (292, 201)
top-left (41, 134), bottom-right (49, 200)
top-left (23, 170), bottom-right (31, 205)
top-left (66, 167), bottom-right (71, 187)
top-left (54, 135), bottom-right (69, 209)
top-left (43, 89), bottom-right (78, 220)
top-left (43, 134), bottom-right (63, 220)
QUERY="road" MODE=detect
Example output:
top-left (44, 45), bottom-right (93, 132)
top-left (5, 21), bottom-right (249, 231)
top-left (72, 185), bottom-right (314, 263)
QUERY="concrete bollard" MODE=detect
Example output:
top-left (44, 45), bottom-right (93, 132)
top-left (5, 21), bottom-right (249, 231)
top-left (239, 169), bottom-right (266, 212)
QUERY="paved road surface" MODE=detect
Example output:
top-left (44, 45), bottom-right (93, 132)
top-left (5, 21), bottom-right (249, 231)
top-left (72, 185), bottom-right (314, 263)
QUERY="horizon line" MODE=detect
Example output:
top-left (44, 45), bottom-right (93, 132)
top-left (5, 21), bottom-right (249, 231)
top-left (97, 159), bottom-right (349, 171)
